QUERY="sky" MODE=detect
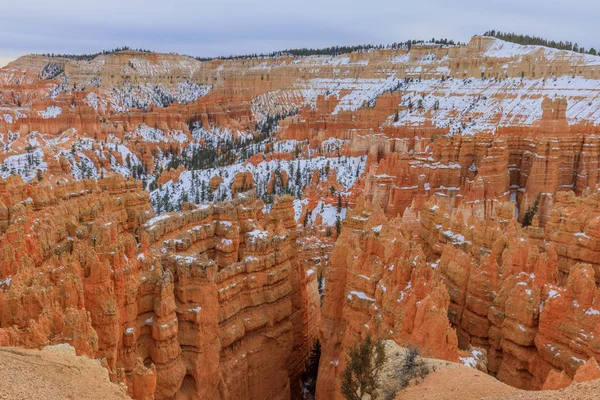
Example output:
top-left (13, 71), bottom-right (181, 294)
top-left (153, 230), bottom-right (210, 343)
top-left (0, 0), bottom-right (599, 62)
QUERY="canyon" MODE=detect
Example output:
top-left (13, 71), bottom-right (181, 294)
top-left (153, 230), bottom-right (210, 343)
top-left (1, 34), bottom-right (600, 399)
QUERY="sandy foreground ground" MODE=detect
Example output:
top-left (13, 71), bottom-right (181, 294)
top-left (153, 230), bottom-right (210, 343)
top-left (395, 359), bottom-right (600, 400)
top-left (378, 341), bottom-right (600, 400)
top-left (1, 341), bottom-right (599, 399)
top-left (0, 345), bottom-right (130, 400)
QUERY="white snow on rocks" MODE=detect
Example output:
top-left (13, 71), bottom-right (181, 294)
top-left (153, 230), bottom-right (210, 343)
top-left (0, 147), bottom-right (47, 181)
top-left (310, 201), bottom-right (346, 226)
top-left (298, 76), bottom-right (400, 113)
top-left (150, 155), bottom-right (366, 212)
top-left (40, 105), bottom-right (61, 119)
top-left (482, 37), bottom-right (600, 66)
top-left (347, 290), bottom-right (375, 302)
top-left (293, 198), bottom-right (308, 222)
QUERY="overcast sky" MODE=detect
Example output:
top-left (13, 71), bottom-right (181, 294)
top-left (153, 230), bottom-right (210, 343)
top-left (0, 0), bottom-right (598, 62)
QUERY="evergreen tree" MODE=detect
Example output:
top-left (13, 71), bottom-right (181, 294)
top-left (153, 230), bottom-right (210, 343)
top-left (483, 30), bottom-right (600, 57)
top-left (201, 180), bottom-right (207, 201)
top-left (295, 161), bottom-right (302, 187)
top-left (522, 193), bottom-right (541, 227)
top-left (340, 334), bottom-right (386, 400)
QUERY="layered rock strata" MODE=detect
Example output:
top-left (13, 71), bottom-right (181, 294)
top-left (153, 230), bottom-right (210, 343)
top-left (0, 176), bottom-right (319, 399)
top-left (316, 200), bottom-right (459, 399)
top-left (416, 188), bottom-right (600, 390)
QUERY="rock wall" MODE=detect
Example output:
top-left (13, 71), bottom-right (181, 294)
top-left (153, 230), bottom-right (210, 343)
top-left (415, 188), bottom-right (600, 390)
top-left (0, 176), bottom-right (319, 400)
top-left (545, 190), bottom-right (600, 283)
top-left (316, 200), bottom-right (459, 399)
top-left (3, 33), bottom-right (600, 399)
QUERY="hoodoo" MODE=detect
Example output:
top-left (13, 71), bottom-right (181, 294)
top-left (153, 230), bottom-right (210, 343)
top-left (2, 26), bottom-right (600, 399)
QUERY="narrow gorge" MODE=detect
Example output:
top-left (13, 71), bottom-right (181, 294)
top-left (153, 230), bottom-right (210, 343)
top-left (1, 33), bottom-right (600, 399)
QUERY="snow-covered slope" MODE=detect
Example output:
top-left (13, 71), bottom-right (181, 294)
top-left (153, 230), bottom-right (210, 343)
top-left (290, 74), bottom-right (600, 134)
top-left (150, 155), bottom-right (366, 212)
top-left (389, 76), bottom-right (600, 134)
top-left (481, 37), bottom-right (600, 65)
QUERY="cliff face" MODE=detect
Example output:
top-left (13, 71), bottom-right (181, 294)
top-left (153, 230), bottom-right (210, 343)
top-left (4, 34), bottom-right (600, 399)
top-left (4, 35), bottom-right (600, 158)
top-left (316, 200), bottom-right (459, 399)
top-left (3, 36), bottom-right (600, 214)
top-left (315, 184), bottom-right (600, 395)
top-left (0, 176), bottom-right (318, 400)
top-left (545, 190), bottom-right (600, 283)
top-left (138, 194), bottom-right (300, 399)
top-left (410, 186), bottom-right (600, 390)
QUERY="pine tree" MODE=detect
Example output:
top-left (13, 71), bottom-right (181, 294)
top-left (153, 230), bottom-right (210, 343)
top-left (201, 180), bottom-right (207, 201)
top-left (522, 193), bottom-right (541, 227)
top-left (296, 162), bottom-right (302, 187)
top-left (317, 273), bottom-right (324, 299)
top-left (340, 334), bottom-right (386, 400)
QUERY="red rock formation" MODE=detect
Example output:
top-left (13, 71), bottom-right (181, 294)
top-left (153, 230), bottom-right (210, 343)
top-left (573, 358), bottom-right (600, 383)
top-left (267, 170), bottom-right (288, 195)
top-left (231, 171), bottom-right (255, 195)
top-left (316, 199), bottom-right (459, 399)
top-left (4, 34), bottom-right (600, 398)
top-left (0, 178), bottom-right (318, 399)
top-left (209, 175), bottom-right (223, 192)
top-left (545, 190), bottom-right (600, 283)
top-left (415, 186), bottom-right (600, 390)
top-left (156, 166), bottom-right (185, 187)
top-left (542, 369), bottom-right (572, 390)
